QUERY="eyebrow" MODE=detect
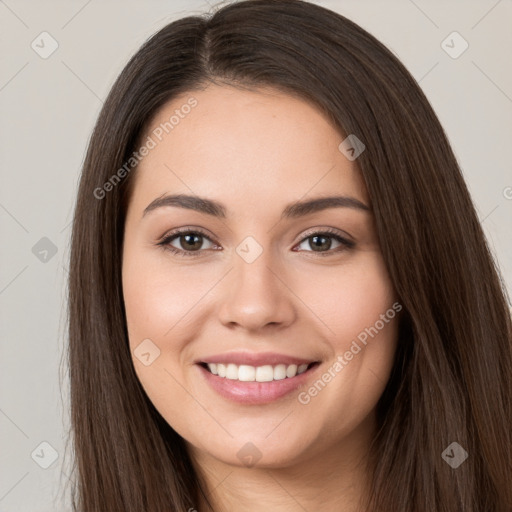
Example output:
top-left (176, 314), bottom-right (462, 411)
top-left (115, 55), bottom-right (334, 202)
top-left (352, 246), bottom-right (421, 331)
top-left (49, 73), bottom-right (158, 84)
top-left (142, 193), bottom-right (371, 219)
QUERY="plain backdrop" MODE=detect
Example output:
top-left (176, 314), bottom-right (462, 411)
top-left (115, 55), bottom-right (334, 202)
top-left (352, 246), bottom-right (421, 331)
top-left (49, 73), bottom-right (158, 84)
top-left (1, 0), bottom-right (511, 510)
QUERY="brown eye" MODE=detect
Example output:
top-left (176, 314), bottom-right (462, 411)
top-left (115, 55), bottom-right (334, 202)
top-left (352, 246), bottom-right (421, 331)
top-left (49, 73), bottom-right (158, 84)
top-left (295, 230), bottom-right (354, 255)
top-left (176, 233), bottom-right (204, 251)
top-left (308, 234), bottom-right (334, 252)
top-left (158, 229), bottom-right (218, 257)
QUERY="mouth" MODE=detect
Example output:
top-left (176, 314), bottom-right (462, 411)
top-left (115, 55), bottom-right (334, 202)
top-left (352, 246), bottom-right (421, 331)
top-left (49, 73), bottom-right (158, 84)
top-left (196, 359), bottom-right (321, 405)
top-left (199, 361), bottom-right (319, 382)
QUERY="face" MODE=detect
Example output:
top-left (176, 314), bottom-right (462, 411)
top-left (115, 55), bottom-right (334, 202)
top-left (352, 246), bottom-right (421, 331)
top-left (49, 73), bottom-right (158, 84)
top-left (122, 84), bottom-right (400, 470)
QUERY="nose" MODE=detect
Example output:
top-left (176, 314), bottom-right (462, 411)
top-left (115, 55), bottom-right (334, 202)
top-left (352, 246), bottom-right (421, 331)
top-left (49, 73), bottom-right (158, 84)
top-left (217, 247), bottom-right (296, 332)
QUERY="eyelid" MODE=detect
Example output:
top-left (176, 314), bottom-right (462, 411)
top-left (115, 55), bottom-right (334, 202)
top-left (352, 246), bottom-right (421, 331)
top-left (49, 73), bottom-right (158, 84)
top-left (157, 225), bottom-right (217, 244)
top-left (296, 226), bottom-right (354, 246)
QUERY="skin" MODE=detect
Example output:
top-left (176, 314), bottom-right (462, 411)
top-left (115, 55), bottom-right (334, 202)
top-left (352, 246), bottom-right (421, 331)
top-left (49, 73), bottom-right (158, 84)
top-left (122, 84), bottom-right (400, 512)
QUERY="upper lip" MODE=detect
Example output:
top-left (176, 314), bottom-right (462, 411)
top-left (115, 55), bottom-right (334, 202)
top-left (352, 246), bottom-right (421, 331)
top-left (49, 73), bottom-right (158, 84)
top-left (197, 351), bottom-right (319, 367)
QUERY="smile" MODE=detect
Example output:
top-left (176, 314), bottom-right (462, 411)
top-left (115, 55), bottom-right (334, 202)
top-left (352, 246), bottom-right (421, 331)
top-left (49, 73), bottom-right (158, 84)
top-left (203, 362), bottom-right (311, 382)
top-left (197, 356), bottom-right (321, 405)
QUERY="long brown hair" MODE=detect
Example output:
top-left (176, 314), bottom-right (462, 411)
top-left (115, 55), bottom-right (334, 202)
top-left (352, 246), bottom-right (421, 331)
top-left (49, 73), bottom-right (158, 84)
top-left (65, 0), bottom-right (512, 510)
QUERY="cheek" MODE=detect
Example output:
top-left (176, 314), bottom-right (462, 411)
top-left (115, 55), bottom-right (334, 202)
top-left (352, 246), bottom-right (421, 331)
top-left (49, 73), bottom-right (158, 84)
top-left (122, 246), bottom-right (226, 418)
top-left (294, 250), bottom-right (397, 349)
top-left (122, 247), bottom-right (214, 346)
top-left (122, 248), bottom-right (208, 422)
top-left (291, 251), bottom-right (399, 412)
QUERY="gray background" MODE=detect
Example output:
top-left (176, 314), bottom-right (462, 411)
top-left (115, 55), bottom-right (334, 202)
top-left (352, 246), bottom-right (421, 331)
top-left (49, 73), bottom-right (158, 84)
top-left (1, 0), bottom-right (511, 510)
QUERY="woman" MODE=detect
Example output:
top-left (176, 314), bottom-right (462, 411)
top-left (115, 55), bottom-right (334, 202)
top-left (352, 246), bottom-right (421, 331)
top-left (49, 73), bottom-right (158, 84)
top-left (66, 0), bottom-right (512, 510)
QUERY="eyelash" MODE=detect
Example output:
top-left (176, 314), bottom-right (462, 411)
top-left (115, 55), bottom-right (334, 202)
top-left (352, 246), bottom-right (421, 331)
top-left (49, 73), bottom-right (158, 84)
top-left (156, 227), bottom-right (355, 258)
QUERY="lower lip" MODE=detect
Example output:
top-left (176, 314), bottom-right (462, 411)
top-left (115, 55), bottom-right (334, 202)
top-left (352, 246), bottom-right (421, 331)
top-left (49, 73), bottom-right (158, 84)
top-left (197, 363), bottom-right (320, 405)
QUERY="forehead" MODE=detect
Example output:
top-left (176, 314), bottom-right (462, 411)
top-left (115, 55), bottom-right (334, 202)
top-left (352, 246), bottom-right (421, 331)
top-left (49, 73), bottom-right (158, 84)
top-left (129, 84), bottom-right (369, 215)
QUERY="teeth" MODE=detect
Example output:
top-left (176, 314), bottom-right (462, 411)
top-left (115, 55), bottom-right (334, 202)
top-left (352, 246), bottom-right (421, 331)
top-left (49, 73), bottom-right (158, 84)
top-left (226, 363), bottom-right (239, 380)
top-left (297, 364), bottom-right (308, 374)
top-left (238, 365), bottom-right (256, 382)
top-left (286, 364), bottom-right (298, 377)
top-left (217, 364), bottom-right (226, 377)
top-left (205, 362), bottom-right (313, 381)
top-left (273, 364), bottom-right (287, 380)
top-left (256, 365), bottom-right (274, 382)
